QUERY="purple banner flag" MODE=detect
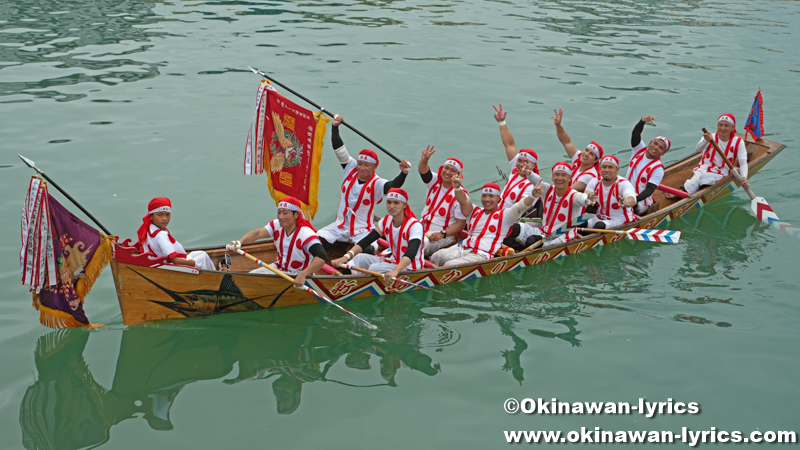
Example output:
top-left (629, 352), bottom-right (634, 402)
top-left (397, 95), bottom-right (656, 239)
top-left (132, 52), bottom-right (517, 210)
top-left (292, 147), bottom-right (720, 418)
top-left (21, 179), bottom-right (112, 328)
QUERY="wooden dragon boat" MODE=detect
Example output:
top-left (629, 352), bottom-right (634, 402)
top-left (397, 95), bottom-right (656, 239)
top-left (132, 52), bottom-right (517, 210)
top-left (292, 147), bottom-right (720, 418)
top-left (111, 136), bottom-right (786, 326)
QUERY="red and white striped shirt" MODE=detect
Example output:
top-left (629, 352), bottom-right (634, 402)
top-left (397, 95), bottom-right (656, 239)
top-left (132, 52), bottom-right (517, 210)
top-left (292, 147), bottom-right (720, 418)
top-left (625, 141), bottom-right (664, 207)
top-left (333, 158), bottom-right (389, 235)
top-left (265, 219), bottom-right (322, 275)
top-left (378, 215), bottom-right (425, 270)
top-left (586, 176), bottom-right (636, 223)
top-left (420, 172), bottom-right (468, 233)
top-left (695, 133), bottom-right (748, 177)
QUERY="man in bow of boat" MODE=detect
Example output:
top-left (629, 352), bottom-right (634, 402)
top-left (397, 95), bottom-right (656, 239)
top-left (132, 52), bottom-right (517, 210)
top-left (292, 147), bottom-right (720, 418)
top-left (331, 188), bottom-right (425, 282)
top-left (516, 163), bottom-right (597, 247)
top-left (316, 114), bottom-right (412, 254)
top-left (430, 177), bottom-right (537, 267)
top-left (627, 115), bottom-right (668, 216)
top-left (137, 197), bottom-right (216, 270)
top-left (417, 145), bottom-right (469, 257)
top-left (551, 107), bottom-right (603, 192)
top-left (680, 114), bottom-right (750, 195)
top-left (581, 155), bottom-right (637, 232)
top-left (228, 197), bottom-right (328, 288)
top-left (493, 103), bottom-right (542, 208)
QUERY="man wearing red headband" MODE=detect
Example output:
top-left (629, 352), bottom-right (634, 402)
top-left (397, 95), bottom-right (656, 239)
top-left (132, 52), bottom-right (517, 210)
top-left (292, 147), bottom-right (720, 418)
top-left (228, 197), bottom-right (328, 288)
top-left (430, 173), bottom-right (538, 267)
top-left (136, 197), bottom-right (216, 270)
top-left (331, 188), bottom-right (425, 282)
top-left (551, 108), bottom-right (602, 192)
top-left (418, 144), bottom-right (469, 256)
top-left (493, 104), bottom-right (542, 209)
top-left (582, 155), bottom-right (637, 231)
top-left (516, 163), bottom-right (597, 247)
top-left (626, 115), bottom-right (669, 215)
top-left (679, 114), bottom-right (750, 195)
top-left (317, 115), bottom-right (412, 253)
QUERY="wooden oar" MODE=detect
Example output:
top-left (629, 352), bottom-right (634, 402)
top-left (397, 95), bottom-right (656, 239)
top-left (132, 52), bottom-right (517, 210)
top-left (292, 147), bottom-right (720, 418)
top-left (702, 127), bottom-right (780, 227)
top-left (248, 66), bottom-right (401, 163)
top-left (340, 263), bottom-right (445, 294)
top-left (234, 248), bottom-right (377, 330)
top-left (577, 228), bottom-right (681, 244)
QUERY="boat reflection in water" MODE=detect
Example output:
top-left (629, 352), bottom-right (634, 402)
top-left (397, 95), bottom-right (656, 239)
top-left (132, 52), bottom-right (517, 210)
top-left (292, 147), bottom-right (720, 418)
top-left (19, 300), bottom-right (457, 448)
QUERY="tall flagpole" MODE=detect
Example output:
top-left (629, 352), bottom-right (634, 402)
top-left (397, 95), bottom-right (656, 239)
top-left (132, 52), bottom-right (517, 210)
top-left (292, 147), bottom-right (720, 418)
top-left (18, 155), bottom-right (112, 236)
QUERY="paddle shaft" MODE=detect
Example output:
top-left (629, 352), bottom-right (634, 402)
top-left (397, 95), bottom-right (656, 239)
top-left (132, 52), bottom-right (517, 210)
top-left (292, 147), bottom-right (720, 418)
top-left (657, 184), bottom-right (689, 199)
top-left (18, 155), bottom-right (112, 235)
top-left (248, 67), bottom-right (401, 163)
top-left (702, 128), bottom-right (756, 200)
top-left (237, 248), bottom-right (378, 329)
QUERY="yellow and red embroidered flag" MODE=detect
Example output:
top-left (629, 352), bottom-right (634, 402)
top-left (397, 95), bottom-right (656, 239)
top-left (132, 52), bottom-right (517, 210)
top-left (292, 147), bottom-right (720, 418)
top-left (244, 81), bottom-right (328, 219)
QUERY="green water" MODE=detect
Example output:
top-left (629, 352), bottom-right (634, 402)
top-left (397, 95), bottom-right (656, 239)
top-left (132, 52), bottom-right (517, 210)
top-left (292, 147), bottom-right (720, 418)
top-left (2, 0), bottom-right (799, 448)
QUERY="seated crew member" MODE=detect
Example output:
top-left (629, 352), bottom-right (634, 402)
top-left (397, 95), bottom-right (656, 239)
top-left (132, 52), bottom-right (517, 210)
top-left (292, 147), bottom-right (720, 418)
top-left (516, 163), bottom-right (597, 247)
top-left (627, 115), bottom-right (669, 216)
top-left (551, 107), bottom-right (603, 192)
top-left (136, 197), bottom-right (216, 270)
top-left (681, 113), bottom-right (751, 195)
top-left (493, 103), bottom-right (541, 208)
top-left (229, 197), bottom-right (328, 288)
top-left (430, 178), bottom-right (537, 268)
top-left (418, 144), bottom-right (468, 257)
top-left (582, 155), bottom-right (637, 232)
top-left (331, 188), bottom-right (424, 282)
top-left (317, 114), bottom-right (411, 253)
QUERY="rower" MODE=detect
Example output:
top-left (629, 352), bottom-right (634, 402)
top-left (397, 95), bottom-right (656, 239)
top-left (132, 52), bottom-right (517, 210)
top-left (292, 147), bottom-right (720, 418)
top-left (516, 163), bottom-right (597, 247)
top-left (493, 103), bottom-right (542, 208)
top-left (331, 188), bottom-right (424, 283)
top-left (316, 114), bottom-right (412, 253)
top-left (551, 107), bottom-right (603, 192)
top-left (229, 197), bottom-right (328, 288)
top-left (680, 114), bottom-right (751, 195)
top-left (136, 197), bottom-right (216, 270)
top-left (430, 178), bottom-right (537, 267)
top-left (626, 115), bottom-right (669, 216)
top-left (418, 145), bottom-right (468, 257)
top-left (581, 155), bottom-right (636, 232)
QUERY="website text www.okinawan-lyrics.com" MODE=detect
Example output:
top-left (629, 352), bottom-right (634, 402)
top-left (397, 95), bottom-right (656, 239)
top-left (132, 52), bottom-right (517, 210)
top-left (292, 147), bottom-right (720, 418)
top-left (502, 398), bottom-right (796, 446)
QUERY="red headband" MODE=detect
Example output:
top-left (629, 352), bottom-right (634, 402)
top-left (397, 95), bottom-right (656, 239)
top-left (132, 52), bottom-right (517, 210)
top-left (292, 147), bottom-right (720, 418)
top-left (278, 196), bottom-right (316, 232)
top-left (387, 188), bottom-right (415, 219)
top-left (358, 149), bottom-right (379, 165)
top-left (136, 197), bottom-right (171, 251)
top-left (481, 183), bottom-right (501, 196)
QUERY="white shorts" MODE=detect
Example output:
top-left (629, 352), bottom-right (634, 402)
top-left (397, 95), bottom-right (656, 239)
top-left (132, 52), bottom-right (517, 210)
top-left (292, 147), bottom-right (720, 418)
top-left (422, 235), bottom-right (455, 257)
top-left (188, 250), bottom-right (216, 271)
top-left (684, 170), bottom-right (724, 195)
top-left (430, 245), bottom-right (489, 267)
top-left (587, 216), bottom-right (626, 229)
top-left (317, 223), bottom-right (377, 250)
top-left (350, 254), bottom-right (397, 273)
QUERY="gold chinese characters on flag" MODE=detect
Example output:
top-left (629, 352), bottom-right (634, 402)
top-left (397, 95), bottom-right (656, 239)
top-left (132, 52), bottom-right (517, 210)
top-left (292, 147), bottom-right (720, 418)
top-left (244, 80), bottom-right (329, 219)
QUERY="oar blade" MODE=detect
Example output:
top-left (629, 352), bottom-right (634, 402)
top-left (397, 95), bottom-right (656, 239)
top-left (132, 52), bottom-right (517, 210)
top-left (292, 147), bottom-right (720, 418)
top-left (627, 229), bottom-right (681, 244)
top-left (751, 197), bottom-right (800, 238)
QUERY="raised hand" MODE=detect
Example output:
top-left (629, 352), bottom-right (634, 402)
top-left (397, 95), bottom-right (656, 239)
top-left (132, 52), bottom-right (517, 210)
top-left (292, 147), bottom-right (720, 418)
top-left (641, 115), bottom-right (657, 125)
top-left (332, 114), bottom-right (344, 126)
top-left (702, 129), bottom-right (713, 142)
top-left (452, 175), bottom-right (463, 189)
top-left (551, 108), bottom-right (564, 127)
top-left (531, 178), bottom-right (544, 198)
top-left (421, 144), bottom-right (436, 162)
top-left (400, 159), bottom-right (411, 174)
top-left (493, 103), bottom-right (508, 123)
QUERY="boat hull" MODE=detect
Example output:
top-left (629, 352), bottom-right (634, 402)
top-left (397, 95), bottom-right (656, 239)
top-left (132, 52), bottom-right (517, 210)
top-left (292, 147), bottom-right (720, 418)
top-left (112, 136), bottom-right (785, 326)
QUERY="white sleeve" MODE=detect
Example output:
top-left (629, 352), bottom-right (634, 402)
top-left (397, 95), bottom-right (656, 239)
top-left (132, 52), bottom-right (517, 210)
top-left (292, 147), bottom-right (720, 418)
top-left (509, 154), bottom-right (519, 170)
top-left (620, 180), bottom-right (637, 199)
top-left (505, 202), bottom-right (529, 225)
top-left (649, 167), bottom-right (664, 186)
top-left (334, 145), bottom-right (351, 165)
top-left (301, 231), bottom-right (322, 254)
top-left (342, 157), bottom-right (357, 174)
top-left (632, 141), bottom-right (647, 157)
top-left (452, 192), bottom-right (469, 220)
top-left (696, 137), bottom-right (708, 153)
top-left (736, 141), bottom-right (748, 178)
top-left (585, 178), bottom-right (599, 192)
top-left (572, 192), bottom-right (590, 208)
top-left (576, 173), bottom-right (595, 186)
top-left (374, 177), bottom-right (389, 200)
top-left (153, 232), bottom-right (181, 258)
top-left (408, 222), bottom-right (424, 242)
top-left (263, 220), bottom-right (278, 239)
top-left (527, 172), bottom-right (541, 186)
top-left (425, 172), bottom-right (439, 189)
